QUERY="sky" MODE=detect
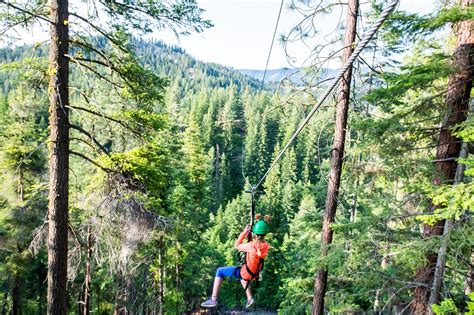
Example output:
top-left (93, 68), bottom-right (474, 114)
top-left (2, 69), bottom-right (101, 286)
top-left (14, 0), bottom-right (438, 70)
top-left (152, 0), bottom-right (438, 70)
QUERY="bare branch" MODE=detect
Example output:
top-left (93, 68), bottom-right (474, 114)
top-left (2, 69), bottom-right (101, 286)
top-left (69, 150), bottom-right (110, 172)
top-left (69, 12), bottom-right (129, 54)
top-left (67, 104), bottom-right (141, 136)
top-left (67, 56), bottom-right (123, 88)
top-left (70, 124), bottom-right (109, 155)
top-left (0, 1), bottom-right (53, 25)
top-left (71, 137), bottom-right (103, 155)
top-left (73, 57), bottom-right (113, 69)
top-left (69, 38), bottom-right (111, 62)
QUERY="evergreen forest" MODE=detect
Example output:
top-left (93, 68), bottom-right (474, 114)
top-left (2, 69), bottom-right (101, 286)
top-left (0, 0), bottom-right (473, 314)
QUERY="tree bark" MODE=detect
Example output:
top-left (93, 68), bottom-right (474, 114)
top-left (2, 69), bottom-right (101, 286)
top-left (465, 251), bottom-right (474, 295)
top-left (78, 289), bottom-right (84, 315)
top-left (37, 262), bottom-right (46, 315)
top-left (411, 1), bottom-right (473, 313)
top-left (2, 291), bottom-right (7, 315)
top-left (312, 1), bottom-right (358, 314)
top-left (84, 224), bottom-right (93, 315)
top-left (12, 275), bottom-right (20, 315)
top-left (46, 0), bottom-right (70, 314)
top-left (428, 141), bottom-right (468, 313)
top-left (158, 239), bottom-right (164, 315)
top-left (214, 143), bottom-right (223, 210)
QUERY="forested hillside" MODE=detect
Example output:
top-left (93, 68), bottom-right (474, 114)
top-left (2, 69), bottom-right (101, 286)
top-left (0, 0), bottom-right (473, 314)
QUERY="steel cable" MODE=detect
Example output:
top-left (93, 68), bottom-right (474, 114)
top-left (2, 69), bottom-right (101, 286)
top-left (252, 0), bottom-right (399, 191)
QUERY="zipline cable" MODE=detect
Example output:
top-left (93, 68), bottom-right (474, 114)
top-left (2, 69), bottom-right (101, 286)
top-left (252, 0), bottom-right (399, 192)
top-left (261, 0), bottom-right (285, 89)
top-left (242, 0), bottom-right (284, 192)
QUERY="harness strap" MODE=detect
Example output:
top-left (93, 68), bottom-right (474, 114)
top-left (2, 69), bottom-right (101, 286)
top-left (242, 256), bottom-right (264, 292)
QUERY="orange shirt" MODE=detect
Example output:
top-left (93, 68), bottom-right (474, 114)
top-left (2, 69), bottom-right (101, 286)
top-left (234, 230), bottom-right (269, 281)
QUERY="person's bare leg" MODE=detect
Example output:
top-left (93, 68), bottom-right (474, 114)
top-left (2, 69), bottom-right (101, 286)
top-left (240, 280), bottom-right (252, 301)
top-left (211, 277), bottom-right (223, 301)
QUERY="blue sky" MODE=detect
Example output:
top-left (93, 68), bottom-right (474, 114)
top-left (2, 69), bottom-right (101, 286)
top-left (154, 0), bottom-right (437, 70)
top-left (16, 0), bottom-right (438, 70)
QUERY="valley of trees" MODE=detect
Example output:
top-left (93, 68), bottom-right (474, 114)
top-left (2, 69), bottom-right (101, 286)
top-left (0, 0), bottom-right (473, 314)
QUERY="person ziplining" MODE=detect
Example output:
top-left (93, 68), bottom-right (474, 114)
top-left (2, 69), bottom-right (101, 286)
top-left (201, 214), bottom-right (271, 308)
top-left (200, 0), bottom-right (398, 310)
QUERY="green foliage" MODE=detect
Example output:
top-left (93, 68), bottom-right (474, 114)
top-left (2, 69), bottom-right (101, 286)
top-left (380, 3), bottom-right (474, 51)
top-left (432, 298), bottom-right (459, 314)
top-left (0, 0), bottom-right (473, 312)
top-left (0, 71), bottom-right (48, 313)
top-left (467, 293), bottom-right (474, 314)
top-left (417, 183), bottom-right (474, 224)
top-left (114, 50), bottom-right (168, 108)
top-left (101, 0), bottom-right (213, 36)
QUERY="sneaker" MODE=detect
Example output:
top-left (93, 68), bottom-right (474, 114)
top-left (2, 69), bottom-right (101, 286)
top-left (246, 298), bottom-right (255, 308)
top-left (201, 298), bottom-right (218, 308)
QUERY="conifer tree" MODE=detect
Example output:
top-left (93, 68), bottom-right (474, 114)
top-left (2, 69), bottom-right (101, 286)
top-left (0, 77), bottom-right (48, 314)
top-left (0, 1), bottom-right (211, 312)
top-left (313, 1), bottom-right (359, 313)
top-left (412, 0), bottom-right (473, 312)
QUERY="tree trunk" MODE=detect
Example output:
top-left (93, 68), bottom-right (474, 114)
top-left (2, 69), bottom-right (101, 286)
top-left (46, 0), bottom-right (70, 314)
top-left (158, 239), bottom-right (164, 315)
top-left (411, 1), bottom-right (473, 313)
top-left (18, 170), bottom-right (24, 202)
top-left (2, 291), bottom-right (7, 315)
top-left (78, 289), bottom-right (84, 315)
top-left (96, 285), bottom-right (101, 315)
top-left (152, 276), bottom-right (157, 315)
top-left (175, 240), bottom-right (180, 312)
top-left (374, 289), bottom-right (381, 313)
top-left (214, 143), bottom-right (223, 210)
top-left (465, 251), bottom-right (474, 295)
top-left (37, 262), bottom-right (46, 315)
top-left (428, 141), bottom-right (468, 312)
top-left (312, 1), bottom-right (358, 314)
top-left (84, 224), bottom-right (93, 315)
top-left (12, 275), bottom-right (20, 315)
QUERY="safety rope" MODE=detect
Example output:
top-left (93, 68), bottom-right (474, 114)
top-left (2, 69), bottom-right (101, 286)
top-left (251, 0), bottom-right (399, 192)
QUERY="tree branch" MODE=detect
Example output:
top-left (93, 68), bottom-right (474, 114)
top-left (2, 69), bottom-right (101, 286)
top-left (73, 57), bottom-right (117, 72)
top-left (0, 1), bottom-right (53, 25)
top-left (69, 223), bottom-right (86, 247)
top-left (358, 55), bottom-right (382, 74)
top-left (69, 150), bottom-right (110, 172)
top-left (69, 38), bottom-right (111, 63)
top-left (67, 56), bottom-right (123, 88)
top-left (71, 137), bottom-right (103, 155)
top-left (67, 103), bottom-right (141, 136)
top-left (70, 124), bottom-right (109, 155)
top-left (70, 56), bottom-right (135, 88)
top-left (69, 12), bottom-right (129, 54)
top-left (0, 16), bottom-right (33, 36)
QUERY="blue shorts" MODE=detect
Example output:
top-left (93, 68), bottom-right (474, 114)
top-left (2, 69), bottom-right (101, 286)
top-left (216, 266), bottom-right (241, 280)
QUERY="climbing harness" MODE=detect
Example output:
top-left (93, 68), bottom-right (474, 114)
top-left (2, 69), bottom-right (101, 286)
top-left (237, 189), bottom-right (267, 291)
top-left (234, 245), bottom-right (265, 291)
top-left (242, 256), bottom-right (264, 291)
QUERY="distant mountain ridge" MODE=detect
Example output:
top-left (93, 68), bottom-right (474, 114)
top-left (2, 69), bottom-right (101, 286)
top-left (0, 39), bottom-right (265, 95)
top-left (0, 39), bottom-right (340, 95)
top-left (239, 68), bottom-right (300, 84)
top-left (239, 67), bottom-right (340, 85)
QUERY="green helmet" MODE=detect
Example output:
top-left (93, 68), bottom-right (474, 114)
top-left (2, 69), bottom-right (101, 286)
top-left (253, 220), bottom-right (269, 235)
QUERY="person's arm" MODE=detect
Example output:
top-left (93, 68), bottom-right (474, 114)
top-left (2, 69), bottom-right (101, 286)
top-left (234, 225), bottom-right (253, 252)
